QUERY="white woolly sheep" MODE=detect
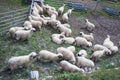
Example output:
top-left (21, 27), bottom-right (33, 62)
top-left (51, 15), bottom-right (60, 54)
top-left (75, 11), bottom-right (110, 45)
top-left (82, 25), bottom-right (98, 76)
top-left (57, 23), bottom-right (72, 37)
top-left (103, 35), bottom-right (114, 49)
top-left (57, 47), bottom-right (76, 64)
top-left (9, 27), bottom-right (25, 39)
top-left (76, 56), bottom-right (95, 72)
top-left (79, 32), bottom-right (94, 42)
top-left (76, 49), bottom-right (87, 58)
top-left (62, 12), bottom-right (69, 23)
top-left (15, 28), bottom-right (35, 41)
top-left (60, 60), bottom-right (84, 73)
top-left (38, 50), bottom-right (63, 62)
top-left (110, 46), bottom-right (118, 54)
top-left (66, 8), bottom-right (74, 17)
top-left (92, 44), bottom-right (111, 55)
top-left (34, 2), bottom-right (43, 15)
top-left (23, 21), bottom-right (33, 30)
top-left (85, 19), bottom-right (95, 31)
top-left (62, 37), bottom-right (75, 44)
top-left (8, 52), bottom-right (37, 70)
top-left (29, 16), bottom-right (42, 31)
top-left (52, 37), bottom-right (65, 44)
top-left (90, 49), bottom-right (108, 61)
top-left (75, 37), bottom-right (92, 47)
top-left (66, 46), bottom-right (75, 53)
top-left (58, 4), bottom-right (65, 16)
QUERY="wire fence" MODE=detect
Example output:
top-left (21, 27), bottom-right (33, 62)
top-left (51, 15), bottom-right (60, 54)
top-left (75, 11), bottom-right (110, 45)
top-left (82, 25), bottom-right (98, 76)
top-left (0, 7), bottom-right (29, 34)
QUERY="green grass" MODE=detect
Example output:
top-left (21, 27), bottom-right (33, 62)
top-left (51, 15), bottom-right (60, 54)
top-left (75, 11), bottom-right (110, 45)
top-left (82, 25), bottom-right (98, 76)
top-left (0, 0), bottom-right (120, 80)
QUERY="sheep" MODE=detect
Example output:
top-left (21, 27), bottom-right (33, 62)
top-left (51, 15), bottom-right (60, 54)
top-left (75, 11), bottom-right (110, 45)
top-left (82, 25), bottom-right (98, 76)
top-left (110, 46), bottom-right (118, 54)
top-left (103, 35), bottom-right (114, 49)
top-left (62, 12), bottom-right (68, 23)
top-left (85, 19), bottom-right (95, 31)
top-left (57, 23), bottom-right (72, 37)
top-left (76, 56), bottom-right (95, 72)
top-left (51, 13), bottom-right (57, 20)
top-left (8, 52), bottom-right (37, 70)
top-left (66, 46), bottom-right (76, 53)
top-left (15, 28), bottom-right (36, 41)
top-left (30, 15), bottom-right (47, 26)
top-left (76, 49), bottom-right (87, 58)
top-left (51, 36), bottom-right (65, 44)
top-left (9, 27), bottom-right (25, 39)
top-left (38, 50), bottom-right (63, 62)
top-left (62, 37), bottom-right (75, 44)
top-left (92, 44), bottom-right (111, 55)
top-left (66, 8), bottom-right (74, 17)
top-left (57, 47), bottom-right (76, 64)
top-left (29, 16), bottom-right (42, 31)
top-left (23, 21), bottom-right (33, 30)
top-left (75, 37), bottom-right (92, 47)
top-left (90, 49), bottom-right (108, 61)
top-left (59, 60), bottom-right (84, 73)
top-left (79, 32), bottom-right (94, 42)
top-left (58, 4), bottom-right (65, 16)
top-left (34, 2), bottom-right (43, 15)
top-left (51, 32), bottom-right (65, 39)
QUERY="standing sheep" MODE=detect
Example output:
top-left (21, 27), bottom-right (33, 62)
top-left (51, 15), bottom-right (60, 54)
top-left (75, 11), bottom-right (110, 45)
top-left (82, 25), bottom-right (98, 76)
top-left (85, 19), bottom-right (95, 31)
top-left (66, 46), bottom-right (76, 53)
top-left (8, 52), bottom-right (38, 70)
top-left (38, 50), bottom-right (63, 62)
top-left (92, 44), bottom-right (111, 55)
top-left (103, 35), bottom-right (114, 49)
top-left (58, 4), bottom-right (65, 16)
top-left (75, 37), bottom-right (92, 48)
top-left (15, 28), bottom-right (36, 41)
top-left (60, 60), bottom-right (84, 73)
top-left (76, 49), bottom-right (87, 58)
top-left (57, 47), bottom-right (76, 64)
top-left (76, 56), bottom-right (95, 72)
top-left (90, 49), bottom-right (108, 61)
top-left (79, 32), bottom-right (94, 42)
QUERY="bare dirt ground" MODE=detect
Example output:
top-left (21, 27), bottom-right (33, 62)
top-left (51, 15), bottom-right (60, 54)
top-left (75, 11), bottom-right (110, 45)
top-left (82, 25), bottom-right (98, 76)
top-left (69, 14), bottom-right (120, 46)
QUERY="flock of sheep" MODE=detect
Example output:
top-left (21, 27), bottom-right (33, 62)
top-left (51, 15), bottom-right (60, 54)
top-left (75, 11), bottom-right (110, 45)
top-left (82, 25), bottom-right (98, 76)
top-left (8, 2), bottom-right (119, 75)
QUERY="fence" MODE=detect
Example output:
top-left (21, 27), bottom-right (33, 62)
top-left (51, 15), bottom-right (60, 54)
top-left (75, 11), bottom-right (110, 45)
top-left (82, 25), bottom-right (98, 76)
top-left (0, 7), bottom-right (29, 34)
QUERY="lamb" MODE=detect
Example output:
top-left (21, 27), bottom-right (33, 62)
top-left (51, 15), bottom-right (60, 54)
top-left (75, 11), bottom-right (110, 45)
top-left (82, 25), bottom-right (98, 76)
top-left (79, 32), bottom-right (94, 42)
top-left (29, 16), bottom-right (42, 31)
top-left (66, 8), bottom-right (74, 17)
top-left (90, 49), bottom-right (108, 61)
top-left (62, 12), bottom-right (69, 23)
top-left (58, 4), bottom-right (65, 16)
top-left (76, 56), bottom-right (95, 72)
top-left (76, 49), bottom-right (87, 58)
top-left (103, 35), bottom-right (114, 49)
top-left (62, 37), bottom-right (75, 44)
top-left (59, 60), bottom-right (84, 73)
top-left (57, 47), bottom-right (76, 64)
top-left (15, 28), bottom-right (36, 41)
top-left (9, 27), bottom-right (26, 39)
top-left (66, 46), bottom-right (76, 53)
top-left (92, 44), bottom-right (111, 55)
top-left (57, 23), bottom-right (72, 37)
top-left (85, 19), bottom-right (95, 31)
top-left (75, 37), bottom-right (92, 47)
top-left (8, 52), bottom-right (37, 70)
top-left (38, 50), bottom-right (63, 62)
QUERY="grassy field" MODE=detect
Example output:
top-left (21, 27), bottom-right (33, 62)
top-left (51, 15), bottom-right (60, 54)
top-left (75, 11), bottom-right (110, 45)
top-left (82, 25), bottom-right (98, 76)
top-left (0, 0), bottom-right (120, 80)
